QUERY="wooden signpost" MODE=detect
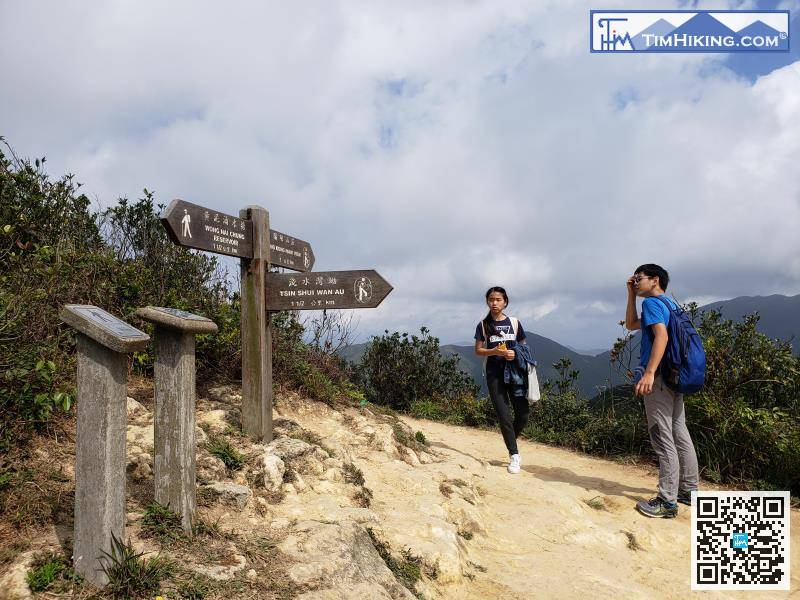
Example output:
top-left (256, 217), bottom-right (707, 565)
top-left (265, 270), bottom-right (392, 311)
top-left (161, 200), bottom-right (314, 271)
top-left (161, 199), bottom-right (253, 259)
top-left (161, 200), bottom-right (392, 443)
top-left (269, 229), bottom-right (315, 272)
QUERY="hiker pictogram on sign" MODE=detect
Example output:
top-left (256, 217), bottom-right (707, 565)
top-left (355, 277), bottom-right (373, 304)
top-left (181, 209), bottom-right (192, 238)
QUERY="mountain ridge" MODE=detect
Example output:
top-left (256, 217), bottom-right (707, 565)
top-left (339, 293), bottom-right (800, 397)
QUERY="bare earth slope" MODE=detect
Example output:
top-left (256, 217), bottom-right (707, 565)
top-left (2, 386), bottom-right (797, 599)
top-left (279, 397), bottom-right (800, 599)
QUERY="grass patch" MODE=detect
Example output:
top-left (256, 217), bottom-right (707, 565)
top-left (365, 402), bottom-right (399, 418)
top-left (282, 465), bottom-right (297, 483)
top-left (392, 423), bottom-right (427, 453)
top-left (584, 496), bottom-right (607, 511)
top-left (621, 530), bottom-right (643, 551)
top-left (343, 462), bottom-right (372, 507)
top-left (206, 436), bottom-right (245, 472)
top-left (414, 430), bottom-right (428, 446)
top-left (223, 425), bottom-right (245, 438)
top-left (468, 560), bottom-right (487, 573)
top-left (343, 462), bottom-right (365, 487)
top-left (25, 551), bottom-right (81, 593)
top-left (0, 539), bottom-right (30, 568)
top-left (288, 429), bottom-right (336, 457)
top-left (142, 501), bottom-right (187, 543)
top-left (259, 488), bottom-right (286, 505)
top-left (176, 576), bottom-right (209, 599)
top-left (0, 445), bottom-right (74, 529)
top-left (439, 483), bottom-right (452, 498)
top-left (353, 487), bottom-right (373, 508)
top-left (193, 517), bottom-right (223, 539)
top-left (366, 528), bottom-right (423, 593)
top-left (457, 530), bottom-right (473, 540)
top-left (196, 486), bottom-right (217, 507)
top-left (101, 533), bottom-right (173, 599)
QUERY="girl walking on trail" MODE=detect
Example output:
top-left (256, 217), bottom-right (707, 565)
top-left (474, 286), bottom-right (529, 474)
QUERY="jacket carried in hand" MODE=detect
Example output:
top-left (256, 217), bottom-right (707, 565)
top-left (503, 343), bottom-right (536, 399)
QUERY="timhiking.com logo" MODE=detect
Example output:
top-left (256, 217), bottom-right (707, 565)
top-left (590, 10), bottom-right (790, 53)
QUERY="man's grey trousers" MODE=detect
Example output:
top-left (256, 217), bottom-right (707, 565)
top-left (644, 374), bottom-right (700, 504)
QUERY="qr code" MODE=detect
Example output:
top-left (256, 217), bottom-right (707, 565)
top-left (692, 491), bottom-right (790, 590)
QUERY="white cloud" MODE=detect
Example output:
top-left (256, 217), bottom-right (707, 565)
top-left (1, 0), bottom-right (798, 350)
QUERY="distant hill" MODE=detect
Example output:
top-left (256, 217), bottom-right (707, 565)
top-left (440, 334), bottom-right (623, 398)
top-left (338, 294), bottom-right (800, 399)
top-left (700, 294), bottom-right (799, 352)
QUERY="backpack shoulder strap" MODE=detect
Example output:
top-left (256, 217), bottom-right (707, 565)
top-left (654, 295), bottom-right (676, 313)
top-left (510, 316), bottom-right (519, 337)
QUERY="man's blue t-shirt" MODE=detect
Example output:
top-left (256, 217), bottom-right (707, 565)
top-left (475, 317), bottom-right (526, 377)
top-left (639, 295), bottom-right (677, 369)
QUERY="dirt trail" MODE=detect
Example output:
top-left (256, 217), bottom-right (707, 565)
top-left (284, 400), bottom-right (799, 599)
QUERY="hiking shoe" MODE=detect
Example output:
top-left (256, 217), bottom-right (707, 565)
top-left (636, 496), bottom-right (678, 519)
top-left (677, 490), bottom-right (695, 506)
top-left (507, 453), bottom-right (521, 474)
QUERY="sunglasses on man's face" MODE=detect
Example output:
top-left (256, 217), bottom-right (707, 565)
top-left (632, 275), bottom-right (652, 284)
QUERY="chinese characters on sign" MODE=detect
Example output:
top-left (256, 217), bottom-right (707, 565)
top-left (265, 270), bottom-right (392, 311)
top-left (269, 229), bottom-right (315, 272)
top-left (161, 199), bottom-right (253, 259)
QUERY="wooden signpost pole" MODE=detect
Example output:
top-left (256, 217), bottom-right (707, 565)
top-left (239, 206), bottom-right (272, 443)
top-left (162, 198), bottom-right (389, 449)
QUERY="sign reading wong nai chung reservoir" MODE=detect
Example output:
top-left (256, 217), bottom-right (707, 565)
top-left (590, 10), bottom-right (790, 53)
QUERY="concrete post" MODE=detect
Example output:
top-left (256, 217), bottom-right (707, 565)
top-left (59, 305), bottom-right (149, 586)
top-left (136, 307), bottom-right (217, 532)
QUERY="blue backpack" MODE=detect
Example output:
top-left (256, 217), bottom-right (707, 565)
top-left (648, 296), bottom-right (706, 395)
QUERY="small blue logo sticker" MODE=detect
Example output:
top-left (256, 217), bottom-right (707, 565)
top-left (732, 532), bottom-right (749, 549)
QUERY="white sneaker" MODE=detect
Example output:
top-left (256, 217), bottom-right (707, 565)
top-left (507, 453), bottom-right (521, 474)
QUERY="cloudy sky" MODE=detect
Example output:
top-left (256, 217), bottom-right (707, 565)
top-left (2, 0), bottom-right (799, 352)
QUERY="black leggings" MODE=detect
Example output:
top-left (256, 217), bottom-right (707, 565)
top-left (487, 373), bottom-right (529, 455)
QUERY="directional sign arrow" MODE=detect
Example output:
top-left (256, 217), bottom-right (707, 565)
top-left (268, 229), bottom-right (315, 272)
top-left (161, 199), bottom-right (253, 259)
top-left (265, 270), bottom-right (393, 311)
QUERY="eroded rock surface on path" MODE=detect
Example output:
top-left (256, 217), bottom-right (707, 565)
top-left (4, 385), bottom-right (798, 599)
top-left (273, 393), bottom-right (800, 599)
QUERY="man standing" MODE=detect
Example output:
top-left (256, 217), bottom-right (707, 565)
top-left (625, 264), bottom-right (699, 518)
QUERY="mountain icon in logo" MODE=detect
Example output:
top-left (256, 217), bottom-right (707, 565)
top-left (736, 20), bottom-right (788, 50)
top-left (632, 18), bottom-right (676, 50)
top-left (670, 12), bottom-right (737, 38)
top-left (640, 12), bottom-right (738, 52)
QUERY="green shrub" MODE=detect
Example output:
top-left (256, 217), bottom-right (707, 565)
top-left (356, 327), bottom-right (479, 413)
top-left (409, 399), bottom-right (445, 421)
top-left (610, 306), bottom-right (800, 493)
top-left (0, 143), bottom-right (239, 449)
